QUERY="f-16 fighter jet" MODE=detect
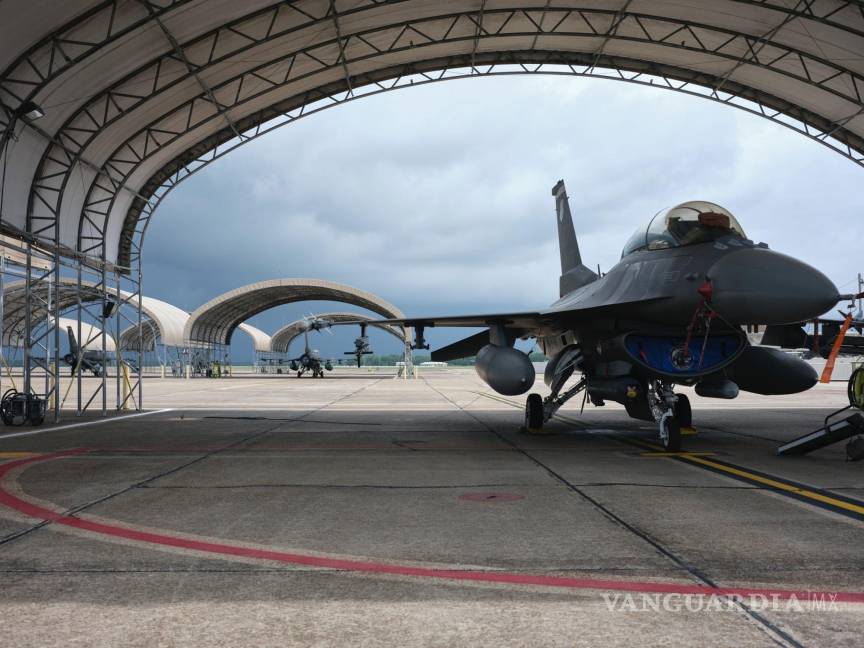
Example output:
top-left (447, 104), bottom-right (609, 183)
top-left (288, 318), bottom-right (333, 378)
top-left (63, 326), bottom-right (107, 377)
top-left (349, 180), bottom-right (850, 451)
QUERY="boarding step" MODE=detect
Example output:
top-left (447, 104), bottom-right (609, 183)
top-left (776, 412), bottom-right (864, 457)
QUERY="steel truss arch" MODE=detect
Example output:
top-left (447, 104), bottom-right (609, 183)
top-left (0, 0), bottom-right (194, 160)
top-left (25, 0), bottom-right (389, 258)
top-left (127, 54), bottom-right (864, 266)
top-left (0, 1), bottom-right (863, 268)
top-left (183, 278), bottom-right (405, 349)
top-left (89, 5), bottom-right (864, 266)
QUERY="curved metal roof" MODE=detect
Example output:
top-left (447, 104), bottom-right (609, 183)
top-left (120, 319), bottom-right (160, 353)
top-left (237, 322), bottom-right (273, 353)
top-left (0, 278), bottom-right (189, 348)
top-left (2, 277), bottom-right (271, 352)
top-left (57, 317), bottom-right (117, 353)
top-left (135, 295), bottom-right (189, 347)
top-left (185, 278), bottom-right (404, 347)
top-left (270, 312), bottom-right (407, 354)
top-left (3, 278), bottom-right (115, 347)
top-left (1, 2), bottom-right (862, 268)
top-left (121, 317), bottom-right (270, 352)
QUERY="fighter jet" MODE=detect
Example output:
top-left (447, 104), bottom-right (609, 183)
top-left (288, 319), bottom-right (334, 378)
top-left (63, 326), bottom-right (107, 377)
top-left (342, 180), bottom-right (849, 451)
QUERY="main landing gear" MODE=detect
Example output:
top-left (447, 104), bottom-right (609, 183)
top-left (649, 381), bottom-right (686, 452)
top-left (523, 345), bottom-right (586, 434)
top-left (526, 386), bottom-right (589, 435)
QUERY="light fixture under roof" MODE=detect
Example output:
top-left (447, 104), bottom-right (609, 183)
top-left (15, 101), bottom-right (44, 121)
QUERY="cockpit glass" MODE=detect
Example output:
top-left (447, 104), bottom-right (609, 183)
top-left (622, 201), bottom-right (746, 257)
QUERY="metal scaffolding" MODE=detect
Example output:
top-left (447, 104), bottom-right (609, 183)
top-left (0, 236), bottom-right (144, 421)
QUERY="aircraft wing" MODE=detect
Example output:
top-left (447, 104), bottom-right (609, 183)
top-left (326, 298), bottom-right (669, 361)
top-left (338, 294), bottom-right (670, 332)
top-left (363, 311), bottom-right (549, 330)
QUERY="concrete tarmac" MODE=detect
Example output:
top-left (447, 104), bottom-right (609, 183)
top-left (0, 370), bottom-right (862, 647)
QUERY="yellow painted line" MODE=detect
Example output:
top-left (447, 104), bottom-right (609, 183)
top-left (618, 435), bottom-right (864, 516)
top-left (0, 452), bottom-right (36, 459)
top-left (681, 427), bottom-right (699, 436)
top-left (474, 391), bottom-right (864, 517)
top-left (682, 454), bottom-right (864, 516)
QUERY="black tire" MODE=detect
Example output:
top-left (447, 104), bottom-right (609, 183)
top-left (849, 367), bottom-right (864, 410)
top-left (524, 393), bottom-right (544, 433)
top-left (674, 394), bottom-right (692, 428)
top-left (661, 416), bottom-right (682, 452)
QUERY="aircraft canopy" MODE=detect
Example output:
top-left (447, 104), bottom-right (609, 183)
top-left (622, 202), bottom-right (747, 257)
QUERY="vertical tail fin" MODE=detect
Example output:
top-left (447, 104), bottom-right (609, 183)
top-left (66, 326), bottom-right (78, 355)
top-left (552, 180), bottom-right (597, 296)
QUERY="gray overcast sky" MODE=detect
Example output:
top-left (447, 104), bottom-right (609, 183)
top-left (142, 75), bottom-right (864, 360)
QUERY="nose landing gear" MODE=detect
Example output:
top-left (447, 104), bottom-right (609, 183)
top-left (673, 393), bottom-right (692, 429)
top-left (650, 381), bottom-right (683, 451)
top-left (658, 412), bottom-right (682, 452)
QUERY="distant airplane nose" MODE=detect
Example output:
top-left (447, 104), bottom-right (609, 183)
top-left (706, 247), bottom-right (839, 325)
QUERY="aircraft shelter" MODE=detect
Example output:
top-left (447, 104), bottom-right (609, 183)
top-left (185, 279), bottom-right (409, 372)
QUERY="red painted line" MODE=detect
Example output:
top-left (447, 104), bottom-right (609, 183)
top-left (2, 451), bottom-right (864, 603)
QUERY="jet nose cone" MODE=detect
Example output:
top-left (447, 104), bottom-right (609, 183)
top-left (707, 248), bottom-right (838, 325)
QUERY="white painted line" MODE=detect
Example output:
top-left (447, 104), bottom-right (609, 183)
top-left (0, 408), bottom-right (175, 439)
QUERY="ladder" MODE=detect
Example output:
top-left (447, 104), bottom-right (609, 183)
top-left (776, 411), bottom-right (864, 457)
top-left (777, 367), bottom-right (864, 458)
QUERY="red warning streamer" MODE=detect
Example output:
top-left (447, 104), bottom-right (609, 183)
top-left (820, 312), bottom-right (854, 384)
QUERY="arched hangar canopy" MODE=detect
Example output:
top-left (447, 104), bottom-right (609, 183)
top-left (120, 319), bottom-right (160, 353)
top-left (120, 312), bottom-right (270, 352)
top-left (1, 1), bottom-right (863, 269)
top-left (1, 277), bottom-right (270, 352)
top-left (185, 278), bottom-right (404, 347)
top-left (271, 312), bottom-right (407, 354)
top-left (1, 278), bottom-right (183, 347)
top-left (121, 319), bottom-right (270, 352)
top-left (58, 317), bottom-right (117, 353)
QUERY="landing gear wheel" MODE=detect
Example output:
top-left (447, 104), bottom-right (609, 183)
top-left (673, 394), bottom-right (692, 428)
top-left (849, 367), bottom-right (864, 410)
top-left (659, 415), bottom-right (682, 452)
top-left (524, 393), bottom-right (544, 433)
